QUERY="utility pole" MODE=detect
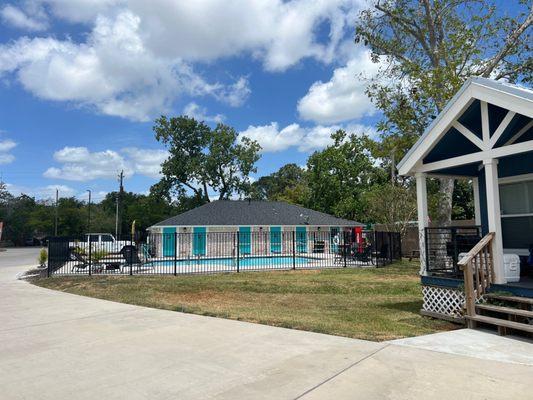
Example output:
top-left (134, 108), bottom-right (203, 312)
top-left (54, 188), bottom-right (58, 236)
top-left (115, 194), bottom-right (119, 238)
top-left (117, 170), bottom-right (124, 239)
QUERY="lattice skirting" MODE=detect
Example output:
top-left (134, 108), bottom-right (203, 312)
top-left (422, 285), bottom-right (465, 319)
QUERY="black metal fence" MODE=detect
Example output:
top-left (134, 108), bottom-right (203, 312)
top-left (47, 230), bottom-right (402, 277)
top-left (425, 226), bottom-right (481, 277)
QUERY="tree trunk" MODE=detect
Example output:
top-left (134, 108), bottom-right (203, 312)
top-left (438, 177), bottom-right (454, 225)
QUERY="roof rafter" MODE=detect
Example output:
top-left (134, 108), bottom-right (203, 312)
top-left (489, 111), bottom-right (516, 148)
top-left (452, 120), bottom-right (486, 150)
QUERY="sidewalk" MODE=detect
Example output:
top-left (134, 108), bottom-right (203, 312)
top-left (1, 248), bottom-right (532, 400)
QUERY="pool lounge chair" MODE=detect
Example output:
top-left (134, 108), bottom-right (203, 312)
top-left (120, 245), bottom-right (153, 273)
top-left (69, 249), bottom-right (103, 273)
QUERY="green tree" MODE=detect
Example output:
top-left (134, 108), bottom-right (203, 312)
top-left (306, 130), bottom-right (386, 221)
top-left (56, 197), bottom-right (86, 236)
top-left (251, 163), bottom-right (308, 204)
top-left (355, 0), bottom-right (532, 223)
top-left (152, 116), bottom-right (261, 203)
top-left (101, 191), bottom-right (180, 235)
top-left (364, 183), bottom-right (417, 236)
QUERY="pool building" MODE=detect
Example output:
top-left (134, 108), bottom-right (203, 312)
top-left (147, 200), bottom-right (363, 258)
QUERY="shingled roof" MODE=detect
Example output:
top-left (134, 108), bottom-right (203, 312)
top-left (151, 200), bottom-right (362, 227)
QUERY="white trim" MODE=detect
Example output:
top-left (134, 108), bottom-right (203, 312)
top-left (473, 84), bottom-right (533, 118)
top-left (501, 213), bottom-right (533, 218)
top-left (499, 173), bottom-right (533, 184)
top-left (489, 111), bottom-right (516, 148)
top-left (453, 121), bottom-right (485, 150)
top-left (483, 159), bottom-right (505, 284)
top-left (481, 101), bottom-right (490, 144)
top-left (398, 78), bottom-right (533, 175)
top-left (416, 173), bottom-right (428, 276)
top-left (417, 139), bottom-right (533, 173)
top-left (472, 177), bottom-right (481, 225)
top-left (505, 120), bottom-right (533, 146)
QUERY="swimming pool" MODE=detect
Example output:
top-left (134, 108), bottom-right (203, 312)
top-left (146, 255), bottom-right (313, 269)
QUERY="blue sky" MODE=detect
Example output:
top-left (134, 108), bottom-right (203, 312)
top-left (4, 0), bottom-right (510, 202)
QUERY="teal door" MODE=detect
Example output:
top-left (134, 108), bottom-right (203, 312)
top-left (162, 227), bottom-right (176, 257)
top-left (193, 227), bottom-right (206, 256)
top-left (239, 227), bottom-right (251, 254)
top-left (270, 226), bottom-right (282, 253)
top-left (296, 226), bottom-right (307, 253)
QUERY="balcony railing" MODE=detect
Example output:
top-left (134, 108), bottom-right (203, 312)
top-left (425, 226), bottom-right (482, 278)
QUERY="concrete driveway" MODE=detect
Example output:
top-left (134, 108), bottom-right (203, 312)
top-left (1, 248), bottom-right (532, 400)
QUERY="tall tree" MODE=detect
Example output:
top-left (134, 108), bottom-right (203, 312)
top-left (152, 116), bottom-right (261, 203)
top-left (251, 163), bottom-right (308, 204)
top-left (364, 183), bottom-right (417, 237)
top-left (306, 130), bottom-right (386, 221)
top-left (355, 0), bottom-right (532, 223)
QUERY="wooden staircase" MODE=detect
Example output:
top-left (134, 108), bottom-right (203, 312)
top-left (458, 233), bottom-right (533, 336)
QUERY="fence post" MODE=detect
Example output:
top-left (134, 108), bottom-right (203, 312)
top-left (389, 232), bottom-right (393, 264)
top-left (47, 239), bottom-right (51, 277)
top-left (129, 232), bottom-right (133, 276)
top-left (88, 236), bottom-right (92, 276)
top-left (173, 231), bottom-right (177, 276)
top-left (343, 231), bottom-right (347, 268)
top-left (236, 231), bottom-right (240, 273)
top-left (292, 231), bottom-right (296, 270)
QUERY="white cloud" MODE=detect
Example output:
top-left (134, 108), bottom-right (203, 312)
top-left (1, 4), bottom-right (48, 31)
top-left (239, 121), bottom-right (376, 153)
top-left (29, 0), bottom-right (363, 70)
top-left (239, 122), bottom-right (304, 153)
top-left (120, 147), bottom-right (168, 179)
top-left (183, 102), bottom-right (225, 123)
top-left (0, 10), bottom-right (251, 121)
top-left (0, 1), bottom-right (366, 121)
top-left (5, 183), bottom-right (76, 199)
top-left (43, 146), bottom-right (168, 181)
top-left (0, 137), bottom-right (17, 165)
top-left (297, 50), bottom-right (381, 124)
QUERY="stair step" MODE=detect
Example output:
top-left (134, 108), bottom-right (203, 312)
top-left (466, 315), bottom-right (533, 334)
top-left (484, 293), bottom-right (533, 305)
top-left (476, 304), bottom-right (533, 319)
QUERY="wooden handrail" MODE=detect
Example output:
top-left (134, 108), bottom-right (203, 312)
top-left (457, 232), bottom-right (495, 270)
top-left (457, 232), bottom-right (495, 325)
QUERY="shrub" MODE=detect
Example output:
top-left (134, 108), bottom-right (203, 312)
top-left (38, 248), bottom-right (47, 267)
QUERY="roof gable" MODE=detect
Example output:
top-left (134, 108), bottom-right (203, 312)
top-left (151, 200), bottom-right (363, 228)
top-left (398, 77), bottom-right (533, 176)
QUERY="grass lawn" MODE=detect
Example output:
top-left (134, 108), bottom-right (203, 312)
top-left (31, 260), bottom-right (457, 341)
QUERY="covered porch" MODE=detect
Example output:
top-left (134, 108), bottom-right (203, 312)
top-left (398, 77), bottom-right (533, 327)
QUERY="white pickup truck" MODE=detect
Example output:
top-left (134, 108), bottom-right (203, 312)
top-left (69, 233), bottom-right (130, 253)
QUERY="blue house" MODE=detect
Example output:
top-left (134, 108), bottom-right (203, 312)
top-left (398, 77), bottom-right (533, 332)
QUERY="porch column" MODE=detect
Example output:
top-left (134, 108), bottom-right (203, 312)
top-left (472, 177), bottom-right (481, 226)
top-left (416, 172), bottom-right (429, 275)
top-left (483, 159), bottom-right (505, 284)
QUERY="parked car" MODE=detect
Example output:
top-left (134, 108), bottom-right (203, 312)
top-left (69, 233), bottom-right (130, 253)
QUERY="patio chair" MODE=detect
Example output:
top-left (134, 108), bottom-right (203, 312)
top-left (352, 245), bottom-right (374, 265)
top-left (69, 249), bottom-right (103, 273)
top-left (120, 245), bottom-right (153, 273)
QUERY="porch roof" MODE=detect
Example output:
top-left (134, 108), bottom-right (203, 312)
top-left (398, 77), bottom-right (533, 177)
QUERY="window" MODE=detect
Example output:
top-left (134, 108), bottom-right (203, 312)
top-left (101, 235), bottom-right (114, 242)
top-left (500, 180), bottom-right (533, 249)
top-left (89, 234), bottom-right (99, 242)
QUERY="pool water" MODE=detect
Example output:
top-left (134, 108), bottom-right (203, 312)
top-left (146, 256), bottom-right (312, 268)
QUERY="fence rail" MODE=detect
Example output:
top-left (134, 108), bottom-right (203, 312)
top-left (47, 230), bottom-right (402, 277)
top-left (425, 226), bottom-right (481, 277)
